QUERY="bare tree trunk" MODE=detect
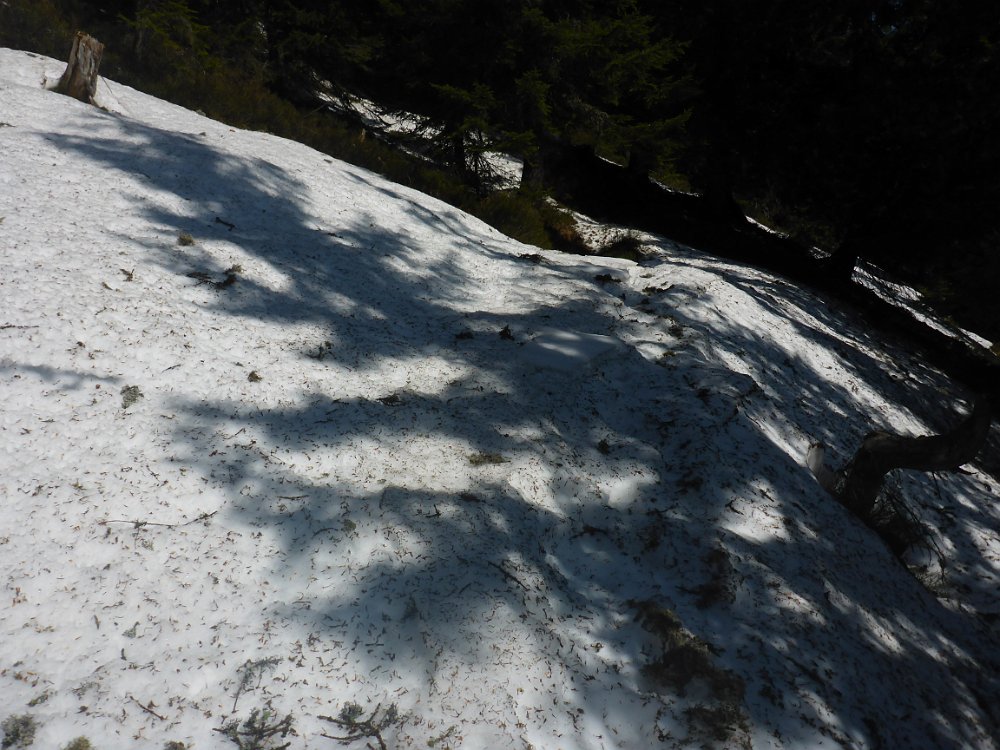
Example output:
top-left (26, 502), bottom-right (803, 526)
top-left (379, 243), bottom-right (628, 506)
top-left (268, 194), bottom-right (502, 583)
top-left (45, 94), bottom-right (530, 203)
top-left (839, 397), bottom-right (992, 518)
top-left (822, 242), bottom-right (858, 285)
top-left (810, 396), bottom-right (992, 525)
top-left (702, 146), bottom-right (747, 229)
top-left (56, 32), bottom-right (105, 105)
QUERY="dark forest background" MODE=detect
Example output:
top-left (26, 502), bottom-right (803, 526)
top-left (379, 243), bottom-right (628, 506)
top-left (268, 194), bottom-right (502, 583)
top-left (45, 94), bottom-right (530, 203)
top-left (3, 0), bottom-right (999, 345)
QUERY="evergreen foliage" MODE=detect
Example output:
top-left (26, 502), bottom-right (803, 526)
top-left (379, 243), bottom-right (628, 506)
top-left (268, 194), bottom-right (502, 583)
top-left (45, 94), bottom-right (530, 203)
top-left (2, 0), bottom-right (998, 340)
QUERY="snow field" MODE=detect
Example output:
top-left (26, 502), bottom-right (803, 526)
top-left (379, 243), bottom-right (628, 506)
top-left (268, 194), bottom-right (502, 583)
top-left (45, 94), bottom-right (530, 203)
top-left (1, 49), bottom-right (998, 749)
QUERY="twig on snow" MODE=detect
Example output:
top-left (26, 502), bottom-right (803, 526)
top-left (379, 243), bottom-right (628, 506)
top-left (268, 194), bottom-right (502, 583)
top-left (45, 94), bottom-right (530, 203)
top-left (129, 695), bottom-right (166, 721)
top-left (489, 560), bottom-right (529, 591)
top-left (100, 510), bottom-right (218, 529)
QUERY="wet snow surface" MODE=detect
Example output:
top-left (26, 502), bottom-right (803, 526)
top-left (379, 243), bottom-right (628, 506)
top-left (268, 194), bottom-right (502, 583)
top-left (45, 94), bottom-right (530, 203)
top-left (1, 49), bottom-right (998, 749)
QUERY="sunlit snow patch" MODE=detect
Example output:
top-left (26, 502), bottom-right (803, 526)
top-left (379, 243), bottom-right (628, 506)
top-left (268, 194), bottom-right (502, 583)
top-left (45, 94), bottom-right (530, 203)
top-left (520, 328), bottom-right (624, 371)
top-left (854, 261), bottom-right (994, 349)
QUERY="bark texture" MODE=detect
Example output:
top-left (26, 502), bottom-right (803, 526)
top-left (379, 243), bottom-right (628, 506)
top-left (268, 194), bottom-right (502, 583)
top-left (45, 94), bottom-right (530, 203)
top-left (837, 397), bottom-right (993, 519)
top-left (57, 32), bottom-right (104, 104)
top-left (810, 397), bottom-right (993, 526)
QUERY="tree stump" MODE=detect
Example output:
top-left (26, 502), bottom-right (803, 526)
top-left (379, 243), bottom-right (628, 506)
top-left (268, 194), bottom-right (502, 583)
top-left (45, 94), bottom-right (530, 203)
top-left (56, 32), bottom-right (105, 104)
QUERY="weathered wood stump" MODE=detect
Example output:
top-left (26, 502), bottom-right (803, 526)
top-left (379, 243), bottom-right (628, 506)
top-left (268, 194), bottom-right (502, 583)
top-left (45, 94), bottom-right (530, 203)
top-left (56, 32), bottom-right (105, 104)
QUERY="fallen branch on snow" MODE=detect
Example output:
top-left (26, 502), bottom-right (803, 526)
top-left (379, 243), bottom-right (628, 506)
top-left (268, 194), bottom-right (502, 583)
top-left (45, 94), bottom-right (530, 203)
top-left (99, 511), bottom-right (218, 529)
top-left (808, 395), bottom-right (992, 555)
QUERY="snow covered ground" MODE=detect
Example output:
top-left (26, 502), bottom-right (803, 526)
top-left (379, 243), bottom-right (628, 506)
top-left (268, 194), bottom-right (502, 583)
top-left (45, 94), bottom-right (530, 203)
top-left (852, 261), bottom-right (994, 351)
top-left (1, 48), bottom-right (998, 749)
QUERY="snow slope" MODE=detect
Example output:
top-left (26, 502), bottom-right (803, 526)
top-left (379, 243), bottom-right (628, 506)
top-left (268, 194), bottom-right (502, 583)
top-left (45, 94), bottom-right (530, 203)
top-left (1, 48), bottom-right (998, 749)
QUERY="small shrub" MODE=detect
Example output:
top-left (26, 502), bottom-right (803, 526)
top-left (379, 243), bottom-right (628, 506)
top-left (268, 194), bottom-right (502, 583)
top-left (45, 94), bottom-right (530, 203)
top-left (535, 194), bottom-right (590, 252)
top-left (216, 708), bottom-right (293, 750)
top-left (475, 190), bottom-right (550, 247)
top-left (471, 189), bottom-right (588, 251)
top-left (597, 233), bottom-right (645, 261)
top-left (1, 714), bottom-right (38, 749)
top-left (318, 702), bottom-right (402, 750)
top-left (62, 738), bottom-right (93, 750)
top-left (177, 232), bottom-right (195, 246)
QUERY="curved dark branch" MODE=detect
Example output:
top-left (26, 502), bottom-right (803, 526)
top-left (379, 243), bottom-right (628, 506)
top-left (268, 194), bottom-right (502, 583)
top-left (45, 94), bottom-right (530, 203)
top-left (812, 396), bottom-right (992, 523)
top-left (840, 396), bottom-right (992, 518)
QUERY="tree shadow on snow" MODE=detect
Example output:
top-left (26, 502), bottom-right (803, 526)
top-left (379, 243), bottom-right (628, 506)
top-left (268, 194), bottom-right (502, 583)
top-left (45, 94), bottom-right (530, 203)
top-left (50, 110), bottom-right (1000, 748)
